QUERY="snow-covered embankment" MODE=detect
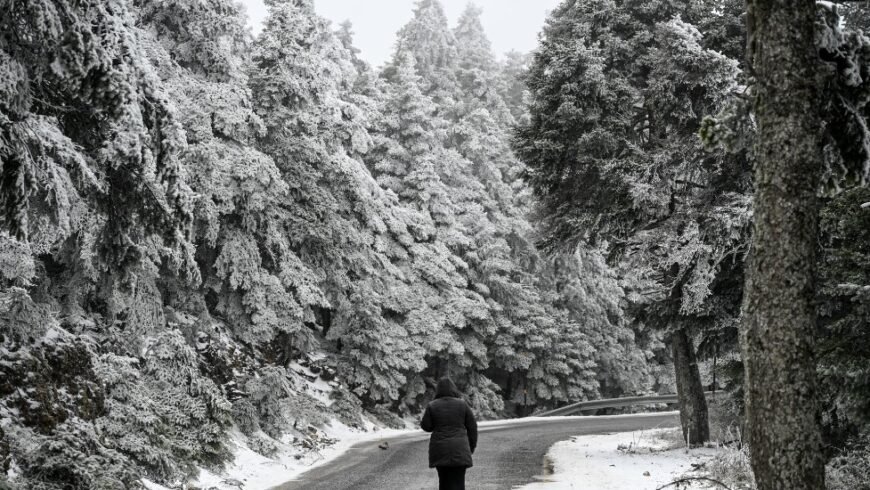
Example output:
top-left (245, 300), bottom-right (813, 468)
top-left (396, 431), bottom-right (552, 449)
top-left (516, 428), bottom-right (724, 490)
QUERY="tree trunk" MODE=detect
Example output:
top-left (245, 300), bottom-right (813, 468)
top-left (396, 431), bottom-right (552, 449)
top-left (671, 328), bottom-right (709, 445)
top-left (742, 0), bottom-right (826, 488)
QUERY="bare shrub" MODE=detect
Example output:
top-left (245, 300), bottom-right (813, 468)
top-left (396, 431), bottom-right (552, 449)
top-left (707, 393), bottom-right (743, 444)
top-left (827, 439), bottom-right (870, 490)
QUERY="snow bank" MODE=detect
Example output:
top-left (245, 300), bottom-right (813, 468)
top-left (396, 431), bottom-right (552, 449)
top-left (202, 421), bottom-right (410, 490)
top-left (140, 346), bottom-right (416, 490)
top-left (142, 411), bottom-right (688, 489)
top-left (181, 413), bottom-right (685, 489)
top-left (145, 419), bottom-right (410, 490)
top-left (516, 428), bottom-right (723, 490)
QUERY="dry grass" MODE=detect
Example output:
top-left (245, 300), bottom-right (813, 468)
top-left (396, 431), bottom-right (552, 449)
top-left (616, 428), bottom-right (653, 454)
top-left (702, 423), bottom-right (870, 490)
top-left (703, 395), bottom-right (870, 490)
top-left (827, 441), bottom-right (870, 490)
top-left (615, 426), bottom-right (687, 454)
top-left (656, 426), bottom-right (690, 451)
top-left (625, 400), bottom-right (870, 490)
top-left (707, 394), bottom-right (743, 444)
top-left (691, 395), bottom-right (757, 489)
top-left (705, 427), bottom-right (756, 490)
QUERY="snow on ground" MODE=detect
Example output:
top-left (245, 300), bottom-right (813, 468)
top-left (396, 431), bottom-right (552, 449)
top-left (144, 419), bottom-right (412, 490)
top-left (287, 360), bottom-right (335, 407)
top-left (195, 420), bottom-right (410, 490)
top-left (141, 410), bottom-right (710, 490)
top-left (516, 427), bottom-right (723, 490)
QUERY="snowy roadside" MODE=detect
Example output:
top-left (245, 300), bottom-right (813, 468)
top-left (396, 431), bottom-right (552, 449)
top-left (143, 418), bottom-right (413, 490)
top-left (141, 352), bottom-right (417, 490)
top-left (515, 427), bottom-right (723, 490)
top-left (141, 412), bottom-right (699, 490)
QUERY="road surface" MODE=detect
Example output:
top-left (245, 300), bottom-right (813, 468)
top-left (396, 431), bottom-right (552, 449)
top-left (271, 412), bottom-right (679, 490)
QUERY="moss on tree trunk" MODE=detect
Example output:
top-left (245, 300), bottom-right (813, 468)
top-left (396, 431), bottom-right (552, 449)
top-left (742, 0), bottom-right (826, 487)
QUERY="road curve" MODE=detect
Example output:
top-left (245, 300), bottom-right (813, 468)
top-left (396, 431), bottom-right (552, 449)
top-left (271, 412), bottom-right (679, 490)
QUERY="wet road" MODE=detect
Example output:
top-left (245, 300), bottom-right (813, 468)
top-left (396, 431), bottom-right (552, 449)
top-left (271, 412), bottom-right (679, 490)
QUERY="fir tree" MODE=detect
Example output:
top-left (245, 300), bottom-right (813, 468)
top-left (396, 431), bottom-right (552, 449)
top-left (0, 0), bottom-right (196, 273)
top-left (515, 0), bottom-right (748, 443)
top-left (498, 51), bottom-right (532, 127)
top-left (250, 0), bottom-right (458, 403)
top-left (383, 2), bottom-right (618, 411)
top-left (388, 0), bottom-right (459, 105)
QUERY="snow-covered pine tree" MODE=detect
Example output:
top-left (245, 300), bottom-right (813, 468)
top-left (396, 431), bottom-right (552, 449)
top-left (549, 250), bottom-right (653, 397)
top-left (380, 4), bottom-right (509, 412)
top-left (137, 0), bottom-right (323, 349)
top-left (813, 2), bottom-right (870, 462)
top-left (452, 4), bottom-right (513, 126)
top-left (498, 51), bottom-right (532, 127)
top-left (131, 0), bottom-right (349, 468)
top-left (818, 187), bottom-right (870, 446)
top-left (0, 0), bottom-right (222, 487)
top-left (380, 2), bottom-right (623, 413)
top-left (450, 5), bottom-right (603, 409)
top-left (367, 48), bottom-right (503, 413)
top-left (250, 0), bottom-right (458, 405)
top-left (369, 52), bottom-right (457, 230)
top-left (96, 332), bottom-right (232, 481)
top-left (515, 0), bottom-right (749, 443)
top-left (388, 0), bottom-right (459, 106)
top-left (336, 23), bottom-right (495, 412)
top-left (0, 0), bottom-right (195, 268)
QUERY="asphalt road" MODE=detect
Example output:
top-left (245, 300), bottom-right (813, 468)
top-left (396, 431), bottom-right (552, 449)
top-left (271, 412), bottom-right (679, 490)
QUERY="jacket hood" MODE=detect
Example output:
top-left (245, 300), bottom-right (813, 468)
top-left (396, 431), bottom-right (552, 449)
top-left (435, 377), bottom-right (460, 398)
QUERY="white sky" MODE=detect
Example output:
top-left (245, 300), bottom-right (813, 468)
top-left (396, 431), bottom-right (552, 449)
top-left (239, 0), bottom-right (562, 67)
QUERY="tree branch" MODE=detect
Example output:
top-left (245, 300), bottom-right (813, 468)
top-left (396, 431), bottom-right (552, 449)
top-left (655, 476), bottom-right (733, 490)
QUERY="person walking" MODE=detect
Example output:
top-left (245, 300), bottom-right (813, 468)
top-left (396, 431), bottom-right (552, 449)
top-left (421, 377), bottom-right (478, 490)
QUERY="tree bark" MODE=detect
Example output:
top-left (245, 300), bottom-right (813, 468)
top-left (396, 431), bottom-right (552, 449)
top-left (742, 0), bottom-right (826, 488)
top-left (671, 328), bottom-right (709, 445)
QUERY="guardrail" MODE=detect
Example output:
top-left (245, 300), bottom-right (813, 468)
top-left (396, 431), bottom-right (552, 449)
top-left (533, 391), bottom-right (720, 417)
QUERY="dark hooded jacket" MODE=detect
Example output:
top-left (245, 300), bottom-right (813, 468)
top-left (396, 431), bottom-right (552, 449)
top-left (421, 378), bottom-right (478, 468)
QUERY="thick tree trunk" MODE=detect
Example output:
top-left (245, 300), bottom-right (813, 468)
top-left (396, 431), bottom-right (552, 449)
top-left (671, 328), bottom-right (709, 445)
top-left (742, 0), bottom-right (826, 488)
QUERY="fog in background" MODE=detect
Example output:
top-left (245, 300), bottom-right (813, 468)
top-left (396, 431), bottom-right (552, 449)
top-left (239, 0), bottom-right (562, 66)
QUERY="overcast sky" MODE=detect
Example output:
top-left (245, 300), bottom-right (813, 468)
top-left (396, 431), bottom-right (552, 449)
top-left (239, 0), bottom-right (562, 67)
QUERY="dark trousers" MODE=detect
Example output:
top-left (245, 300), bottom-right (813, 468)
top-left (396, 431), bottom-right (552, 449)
top-left (436, 466), bottom-right (466, 490)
